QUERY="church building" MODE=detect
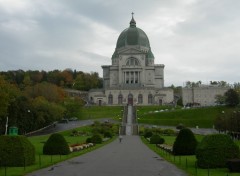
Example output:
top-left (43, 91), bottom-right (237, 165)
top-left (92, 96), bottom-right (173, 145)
top-left (89, 15), bottom-right (173, 106)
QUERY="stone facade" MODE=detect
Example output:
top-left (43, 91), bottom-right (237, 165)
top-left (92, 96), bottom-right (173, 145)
top-left (88, 16), bottom-right (174, 106)
top-left (182, 86), bottom-right (229, 106)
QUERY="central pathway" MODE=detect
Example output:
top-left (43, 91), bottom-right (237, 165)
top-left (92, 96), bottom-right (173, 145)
top-left (28, 136), bottom-right (187, 176)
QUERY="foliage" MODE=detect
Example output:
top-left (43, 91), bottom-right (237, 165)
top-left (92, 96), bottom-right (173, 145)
top-left (172, 128), bottom-right (198, 156)
top-left (64, 97), bottom-right (83, 118)
top-left (150, 134), bottom-right (165, 144)
top-left (24, 82), bottom-right (66, 103)
top-left (177, 97), bottom-right (183, 106)
top-left (185, 80), bottom-right (202, 88)
top-left (215, 94), bottom-right (226, 105)
top-left (1, 69), bottom-right (102, 91)
top-left (225, 89), bottom-right (239, 107)
top-left (31, 97), bottom-right (65, 128)
top-left (86, 137), bottom-right (92, 143)
top-left (162, 129), bottom-right (176, 136)
top-left (142, 135), bottom-right (240, 176)
top-left (43, 133), bottom-right (70, 155)
top-left (0, 135), bottom-right (35, 166)
top-left (196, 134), bottom-right (240, 168)
top-left (176, 123), bottom-right (185, 130)
top-left (214, 110), bottom-right (240, 133)
top-left (90, 134), bottom-right (102, 144)
top-left (91, 121), bottom-right (115, 137)
top-left (144, 129), bottom-right (153, 138)
top-left (104, 131), bottom-right (113, 138)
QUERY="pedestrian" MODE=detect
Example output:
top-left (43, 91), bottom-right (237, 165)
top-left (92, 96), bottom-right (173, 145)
top-left (119, 135), bottom-right (123, 143)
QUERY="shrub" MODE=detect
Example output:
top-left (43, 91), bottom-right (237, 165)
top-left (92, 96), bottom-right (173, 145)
top-left (43, 133), bottom-right (70, 155)
top-left (162, 129), bottom-right (176, 136)
top-left (144, 130), bottom-right (153, 138)
top-left (172, 128), bottom-right (198, 156)
top-left (196, 134), bottom-right (240, 168)
top-left (86, 137), bottom-right (92, 143)
top-left (227, 159), bottom-right (240, 172)
top-left (104, 131), bottom-right (113, 138)
top-left (150, 134), bottom-right (165, 144)
top-left (176, 123), bottom-right (185, 130)
top-left (91, 134), bottom-right (102, 144)
top-left (0, 135), bottom-right (35, 166)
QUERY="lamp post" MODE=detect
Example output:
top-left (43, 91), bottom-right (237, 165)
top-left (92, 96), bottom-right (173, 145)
top-left (5, 116), bottom-right (8, 135)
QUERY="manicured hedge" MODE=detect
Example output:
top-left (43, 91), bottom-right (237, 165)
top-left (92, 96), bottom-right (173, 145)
top-left (196, 134), bottom-right (240, 168)
top-left (227, 159), bottom-right (240, 172)
top-left (150, 134), bottom-right (165, 144)
top-left (91, 134), bottom-right (102, 144)
top-left (43, 133), bottom-right (70, 155)
top-left (172, 128), bottom-right (197, 156)
top-left (0, 135), bottom-right (35, 166)
top-left (144, 131), bottom-right (153, 138)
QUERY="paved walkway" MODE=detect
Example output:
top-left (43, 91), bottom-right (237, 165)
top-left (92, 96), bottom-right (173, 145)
top-left (28, 136), bottom-right (187, 176)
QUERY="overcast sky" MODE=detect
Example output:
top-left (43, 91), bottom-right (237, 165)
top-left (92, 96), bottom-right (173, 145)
top-left (0, 0), bottom-right (240, 86)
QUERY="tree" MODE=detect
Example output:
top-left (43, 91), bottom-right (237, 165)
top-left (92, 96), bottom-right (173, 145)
top-left (215, 94), bottom-right (225, 105)
top-left (24, 82), bottom-right (66, 103)
top-left (172, 128), bottom-right (198, 155)
top-left (0, 75), bottom-right (20, 134)
top-left (185, 81), bottom-right (202, 88)
top-left (225, 89), bottom-right (239, 107)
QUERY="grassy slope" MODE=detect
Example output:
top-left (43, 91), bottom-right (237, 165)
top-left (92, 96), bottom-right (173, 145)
top-left (138, 106), bottom-right (233, 128)
top-left (80, 106), bottom-right (123, 120)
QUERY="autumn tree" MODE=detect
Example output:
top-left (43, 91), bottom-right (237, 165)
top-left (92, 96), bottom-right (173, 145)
top-left (24, 82), bottom-right (66, 103)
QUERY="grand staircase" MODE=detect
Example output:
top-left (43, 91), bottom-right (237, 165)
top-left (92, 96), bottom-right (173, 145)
top-left (119, 105), bottom-right (138, 135)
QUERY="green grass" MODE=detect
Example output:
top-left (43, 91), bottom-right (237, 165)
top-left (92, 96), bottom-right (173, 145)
top-left (141, 135), bottom-right (240, 176)
top-left (79, 106), bottom-right (123, 120)
top-left (138, 106), bottom-right (234, 128)
top-left (0, 126), bottom-right (116, 176)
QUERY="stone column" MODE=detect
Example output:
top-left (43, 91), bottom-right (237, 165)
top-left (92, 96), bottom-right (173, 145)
top-left (134, 71), bottom-right (135, 84)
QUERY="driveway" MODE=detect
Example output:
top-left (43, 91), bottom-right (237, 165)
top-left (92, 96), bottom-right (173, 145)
top-left (27, 136), bottom-right (187, 176)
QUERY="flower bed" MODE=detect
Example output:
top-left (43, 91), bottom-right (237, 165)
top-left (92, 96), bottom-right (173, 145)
top-left (157, 144), bottom-right (173, 153)
top-left (69, 143), bottom-right (94, 152)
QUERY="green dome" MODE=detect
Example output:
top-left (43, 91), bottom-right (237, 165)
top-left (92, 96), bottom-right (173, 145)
top-left (116, 17), bottom-right (150, 49)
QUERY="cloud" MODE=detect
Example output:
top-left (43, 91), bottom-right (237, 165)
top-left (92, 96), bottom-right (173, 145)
top-left (0, 0), bottom-right (239, 86)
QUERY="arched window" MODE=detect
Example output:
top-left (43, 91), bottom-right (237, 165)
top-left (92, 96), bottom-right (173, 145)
top-left (126, 57), bottom-right (139, 66)
top-left (108, 94), bottom-right (113, 105)
top-left (148, 94), bottom-right (153, 104)
top-left (138, 94), bottom-right (143, 104)
top-left (118, 94), bottom-right (123, 104)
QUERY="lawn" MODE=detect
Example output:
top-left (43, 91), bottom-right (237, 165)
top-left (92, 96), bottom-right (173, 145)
top-left (138, 106), bottom-right (233, 128)
top-left (79, 106), bottom-right (123, 120)
top-left (0, 126), bottom-right (116, 176)
top-left (142, 135), bottom-right (240, 176)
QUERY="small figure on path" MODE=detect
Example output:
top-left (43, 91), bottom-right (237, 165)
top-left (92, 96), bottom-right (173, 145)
top-left (119, 135), bottom-right (123, 143)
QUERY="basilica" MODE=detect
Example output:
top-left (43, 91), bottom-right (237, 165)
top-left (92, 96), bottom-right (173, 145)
top-left (89, 15), bottom-right (174, 106)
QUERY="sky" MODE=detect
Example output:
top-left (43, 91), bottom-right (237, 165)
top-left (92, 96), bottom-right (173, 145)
top-left (0, 0), bottom-right (240, 86)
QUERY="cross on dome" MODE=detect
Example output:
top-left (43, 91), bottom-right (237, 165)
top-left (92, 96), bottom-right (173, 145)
top-left (130, 12), bottom-right (136, 27)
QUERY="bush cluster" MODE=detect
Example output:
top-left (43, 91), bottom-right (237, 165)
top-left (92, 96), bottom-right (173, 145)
top-left (43, 133), bottom-right (70, 155)
top-left (144, 131), bottom-right (153, 138)
top-left (0, 135), bottom-right (35, 166)
top-left (90, 134), bottom-right (102, 144)
top-left (196, 134), bottom-right (240, 168)
top-left (150, 134), bottom-right (165, 144)
top-left (172, 128), bottom-right (197, 156)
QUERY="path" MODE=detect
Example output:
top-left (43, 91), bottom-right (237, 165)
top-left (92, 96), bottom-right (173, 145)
top-left (27, 136), bottom-right (187, 176)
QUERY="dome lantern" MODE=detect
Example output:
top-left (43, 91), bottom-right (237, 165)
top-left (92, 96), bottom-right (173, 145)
top-left (130, 12), bottom-right (136, 27)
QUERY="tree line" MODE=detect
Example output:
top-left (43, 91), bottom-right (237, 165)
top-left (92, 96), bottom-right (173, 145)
top-left (0, 69), bottom-right (103, 91)
top-left (0, 68), bottom-right (103, 135)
